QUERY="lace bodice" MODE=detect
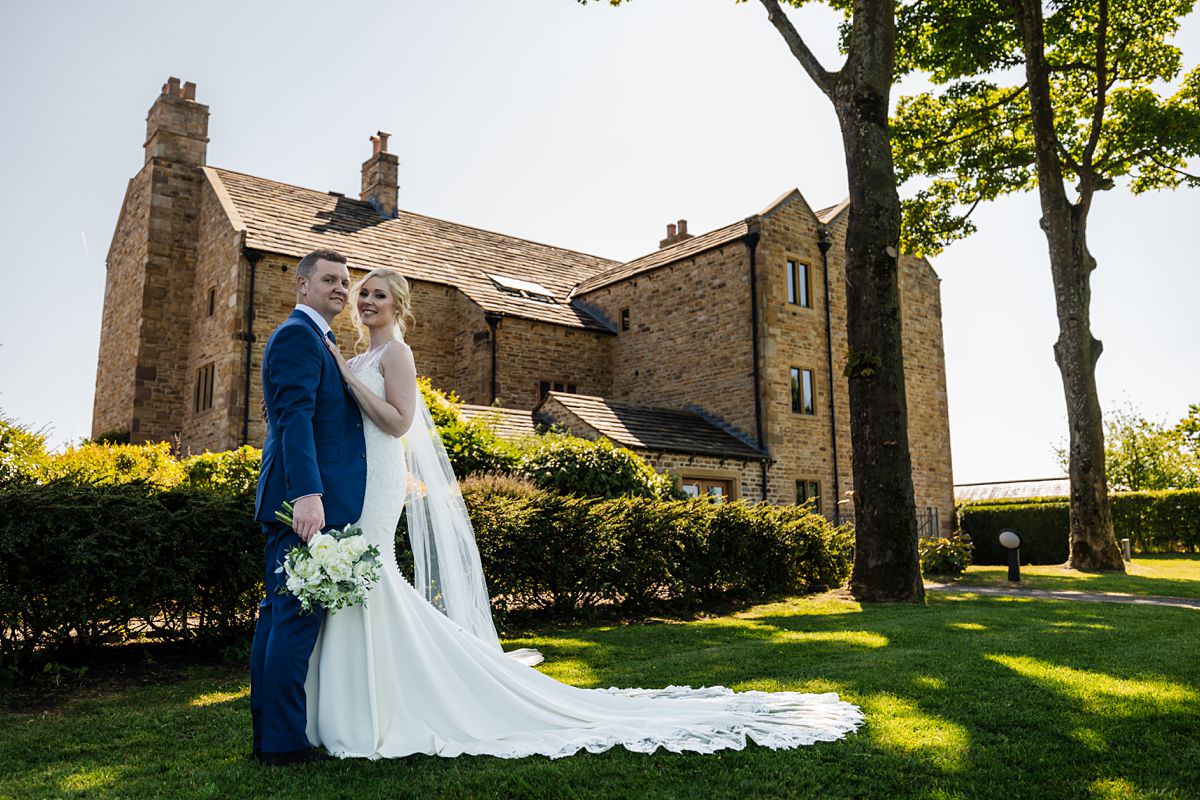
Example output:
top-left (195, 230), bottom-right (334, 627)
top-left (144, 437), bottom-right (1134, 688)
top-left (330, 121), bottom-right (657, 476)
top-left (348, 345), bottom-right (407, 552)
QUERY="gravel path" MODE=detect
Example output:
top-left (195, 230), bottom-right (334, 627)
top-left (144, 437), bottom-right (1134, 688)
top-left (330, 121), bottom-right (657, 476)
top-left (923, 582), bottom-right (1200, 610)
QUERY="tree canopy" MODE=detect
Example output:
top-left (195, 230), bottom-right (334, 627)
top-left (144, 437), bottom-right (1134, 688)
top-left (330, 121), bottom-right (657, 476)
top-left (892, 0), bottom-right (1200, 254)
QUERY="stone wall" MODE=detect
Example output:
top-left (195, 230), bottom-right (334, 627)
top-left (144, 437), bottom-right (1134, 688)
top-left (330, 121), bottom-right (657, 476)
top-left (757, 196), bottom-right (855, 516)
top-left (490, 316), bottom-right (613, 410)
top-left (91, 170), bottom-right (150, 440)
top-left (92, 83), bottom-right (209, 445)
top-left (575, 241), bottom-right (758, 444)
top-left (898, 254), bottom-right (956, 533)
top-left (179, 180), bottom-right (244, 453)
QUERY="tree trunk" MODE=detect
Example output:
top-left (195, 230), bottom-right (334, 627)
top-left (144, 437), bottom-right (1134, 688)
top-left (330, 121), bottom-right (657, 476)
top-left (1010, 0), bottom-right (1124, 571)
top-left (834, 14), bottom-right (924, 603)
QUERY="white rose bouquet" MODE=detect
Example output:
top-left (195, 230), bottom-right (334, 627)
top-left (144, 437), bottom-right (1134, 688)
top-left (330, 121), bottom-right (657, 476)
top-left (274, 501), bottom-right (383, 614)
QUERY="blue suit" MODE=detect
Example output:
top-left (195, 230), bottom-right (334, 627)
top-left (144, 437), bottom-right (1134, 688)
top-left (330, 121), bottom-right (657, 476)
top-left (250, 309), bottom-right (367, 755)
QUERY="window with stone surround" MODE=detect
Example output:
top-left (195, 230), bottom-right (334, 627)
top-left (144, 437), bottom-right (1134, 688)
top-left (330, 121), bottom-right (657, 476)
top-left (790, 367), bottom-right (815, 415)
top-left (194, 362), bottom-right (215, 413)
top-left (206, 287), bottom-right (215, 317)
top-left (795, 480), bottom-right (821, 512)
top-left (620, 307), bottom-right (630, 331)
top-left (787, 259), bottom-right (811, 308)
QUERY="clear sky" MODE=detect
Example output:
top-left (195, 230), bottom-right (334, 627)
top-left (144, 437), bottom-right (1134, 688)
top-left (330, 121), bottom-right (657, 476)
top-left (0, 1), bottom-right (1197, 484)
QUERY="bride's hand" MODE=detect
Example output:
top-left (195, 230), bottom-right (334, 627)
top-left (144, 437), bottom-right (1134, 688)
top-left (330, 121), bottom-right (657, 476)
top-left (324, 336), bottom-right (352, 379)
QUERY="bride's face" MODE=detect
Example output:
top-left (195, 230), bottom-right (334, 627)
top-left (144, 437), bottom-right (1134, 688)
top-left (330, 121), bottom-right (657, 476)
top-left (357, 276), bottom-right (396, 329)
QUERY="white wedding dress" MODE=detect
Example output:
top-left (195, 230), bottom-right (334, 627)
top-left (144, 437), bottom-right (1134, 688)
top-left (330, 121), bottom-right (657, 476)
top-left (304, 344), bottom-right (864, 759)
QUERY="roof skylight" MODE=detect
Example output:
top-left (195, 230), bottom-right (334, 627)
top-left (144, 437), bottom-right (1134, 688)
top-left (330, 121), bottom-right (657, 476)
top-left (486, 273), bottom-right (557, 303)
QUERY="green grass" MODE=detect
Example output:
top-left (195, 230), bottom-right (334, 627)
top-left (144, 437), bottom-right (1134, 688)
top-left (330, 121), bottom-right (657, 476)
top-left (3, 592), bottom-right (1200, 799)
top-left (959, 554), bottom-right (1200, 599)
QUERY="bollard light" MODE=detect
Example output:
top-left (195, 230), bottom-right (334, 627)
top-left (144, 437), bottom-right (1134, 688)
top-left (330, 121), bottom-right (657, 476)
top-left (998, 529), bottom-right (1022, 582)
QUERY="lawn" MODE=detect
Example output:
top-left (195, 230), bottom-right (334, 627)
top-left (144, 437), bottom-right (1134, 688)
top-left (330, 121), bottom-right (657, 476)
top-left (958, 554), bottom-right (1200, 599)
top-left (3, 591), bottom-right (1199, 800)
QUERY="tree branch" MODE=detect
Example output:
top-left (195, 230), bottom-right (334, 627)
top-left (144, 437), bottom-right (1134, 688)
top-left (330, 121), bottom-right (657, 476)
top-left (756, 0), bottom-right (835, 97)
top-left (1081, 0), bottom-right (1109, 173)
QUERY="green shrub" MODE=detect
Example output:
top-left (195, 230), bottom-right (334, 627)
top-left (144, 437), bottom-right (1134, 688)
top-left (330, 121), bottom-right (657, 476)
top-left (959, 488), bottom-right (1200, 564)
top-left (0, 412), bottom-right (47, 486)
top-left (0, 481), bottom-right (259, 671)
top-left (420, 378), bottom-right (518, 476)
top-left (39, 441), bottom-right (184, 487)
top-left (181, 446), bottom-right (261, 496)
top-left (958, 502), bottom-right (1069, 565)
top-left (516, 434), bottom-right (675, 499)
top-left (919, 530), bottom-right (974, 577)
top-left (1110, 488), bottom-right (1200, 552)
top-left (1, 466), bottom-right (850, 670)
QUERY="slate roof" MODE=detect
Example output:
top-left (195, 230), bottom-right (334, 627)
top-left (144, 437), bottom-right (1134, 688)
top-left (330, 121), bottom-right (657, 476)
top-left (572, 219), bottom-right (752, 295)
top-left (457, 404), bottom-right (539, 440)
top-left (538, 392), bottom-right (768, 460)
top-left (204, 167), bottom-right (620, 331)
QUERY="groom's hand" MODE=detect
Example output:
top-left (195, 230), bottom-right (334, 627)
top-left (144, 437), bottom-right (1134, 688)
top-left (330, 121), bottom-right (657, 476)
top-left (292, 495), bottom-right (325, 543)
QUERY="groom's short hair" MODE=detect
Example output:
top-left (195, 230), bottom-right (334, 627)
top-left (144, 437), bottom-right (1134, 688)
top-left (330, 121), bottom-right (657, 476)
top-left (296, 249), bottom-right (347, 280)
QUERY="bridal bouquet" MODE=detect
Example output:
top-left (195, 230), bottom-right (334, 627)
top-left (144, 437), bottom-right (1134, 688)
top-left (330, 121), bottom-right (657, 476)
top-left (274, 502), bottom-right (383, 614)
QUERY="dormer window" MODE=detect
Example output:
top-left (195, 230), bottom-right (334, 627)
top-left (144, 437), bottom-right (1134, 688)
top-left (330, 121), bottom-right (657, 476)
top-left (486, 273), bottom-right (557, 304)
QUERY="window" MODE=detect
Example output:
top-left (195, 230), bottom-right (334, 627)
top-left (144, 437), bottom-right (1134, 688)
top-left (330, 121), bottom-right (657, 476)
top-left (194, 362), bottom-right (215, 413)
top-left (790, 367), bottom-right (815, 415)
top-left (539, 381), bottom-right (578, 401)
top-left (206, 287), bottom-right (216, 317)
top-left (486, 273), bottom-right (557, 303)
top-left (795, 480), bottom-right (821, 512)
top-left (787, 260), bottom-right (810, 308)
top-left (620, 307), bottom-right (630, 331)
top-left (680, 477), bottom-right (733, 502)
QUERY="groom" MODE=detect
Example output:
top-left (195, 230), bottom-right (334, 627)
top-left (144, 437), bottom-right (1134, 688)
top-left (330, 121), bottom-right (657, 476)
top-left (250, 249), bottom-right (367, 766)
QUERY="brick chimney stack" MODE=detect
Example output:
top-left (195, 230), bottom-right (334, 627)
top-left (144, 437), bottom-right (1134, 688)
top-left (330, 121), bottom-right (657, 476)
top-left (659, 218), bottom-right (694, 249)
top-left (144, 77), bottom-right (209, 166)
top-left (361, 131), bottom-right (399, 218)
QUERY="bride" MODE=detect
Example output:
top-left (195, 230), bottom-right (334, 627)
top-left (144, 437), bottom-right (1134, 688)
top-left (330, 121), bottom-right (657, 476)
top-left (305, 266), bottom-right (863, 759)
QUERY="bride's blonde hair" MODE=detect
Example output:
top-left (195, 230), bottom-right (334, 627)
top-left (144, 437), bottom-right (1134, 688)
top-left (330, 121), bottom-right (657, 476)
top-left (351, 267), bottom-right (415, 350)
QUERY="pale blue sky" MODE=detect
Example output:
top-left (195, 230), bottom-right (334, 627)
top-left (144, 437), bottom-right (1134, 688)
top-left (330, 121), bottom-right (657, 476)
top-left (1, 1), bottom-right (1196, 483)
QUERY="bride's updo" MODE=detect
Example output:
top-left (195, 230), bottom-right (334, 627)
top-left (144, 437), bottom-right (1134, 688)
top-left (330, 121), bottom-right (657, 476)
top-left (352, 267), bottom-right (415, 347)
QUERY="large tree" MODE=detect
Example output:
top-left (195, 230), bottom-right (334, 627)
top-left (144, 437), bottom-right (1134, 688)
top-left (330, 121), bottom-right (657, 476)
top-left (892, 0), bottom-right (1200, 569)
top-left (589, 0), bottom-right (925, 602)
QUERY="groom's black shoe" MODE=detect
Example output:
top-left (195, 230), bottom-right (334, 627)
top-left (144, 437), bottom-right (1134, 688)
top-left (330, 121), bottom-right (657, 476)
top-left (255, 747), bottom-right (334, 766)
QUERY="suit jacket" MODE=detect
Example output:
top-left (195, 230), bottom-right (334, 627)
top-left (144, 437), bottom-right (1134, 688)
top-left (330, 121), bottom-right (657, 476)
top-left (254, 309), bottom-right (367, 527)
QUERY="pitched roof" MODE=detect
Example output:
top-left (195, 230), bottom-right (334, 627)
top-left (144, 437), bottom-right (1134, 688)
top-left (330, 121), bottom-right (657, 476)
top-left (815, 198), bottom-right (850, 224)
top-left (538, 392), bottom-right (768, 460)
top-left (457, 404), bottom-right (539, 440)
top-left (204, 167), bottom-right (620, 331)
top-left (572, 219), bottom-right (753, 295)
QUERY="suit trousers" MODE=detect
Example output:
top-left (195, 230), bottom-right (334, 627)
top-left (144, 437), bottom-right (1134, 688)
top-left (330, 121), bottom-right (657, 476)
top-left (249, 522), bottom-right (324, 754)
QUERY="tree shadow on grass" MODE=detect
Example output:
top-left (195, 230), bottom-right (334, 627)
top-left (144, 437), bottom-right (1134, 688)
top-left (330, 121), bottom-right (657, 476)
top-left (3, 596), bottom-right (1199, 800)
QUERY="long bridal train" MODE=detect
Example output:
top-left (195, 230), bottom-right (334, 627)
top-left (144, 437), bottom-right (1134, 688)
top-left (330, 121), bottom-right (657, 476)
top-left (305, 344), bottom-right (864, 759)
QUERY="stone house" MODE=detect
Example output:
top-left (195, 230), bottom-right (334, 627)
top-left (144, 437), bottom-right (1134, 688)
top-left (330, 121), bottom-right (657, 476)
top-left (93, 79), bottom-right (954, 531)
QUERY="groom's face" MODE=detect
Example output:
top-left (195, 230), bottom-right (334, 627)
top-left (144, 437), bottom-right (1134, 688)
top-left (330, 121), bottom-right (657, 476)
top-left (298, 259), bottom-right (351, 321)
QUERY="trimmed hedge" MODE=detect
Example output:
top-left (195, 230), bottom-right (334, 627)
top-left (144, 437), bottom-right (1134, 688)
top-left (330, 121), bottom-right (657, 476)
top-left (1, 481), bottom-right (849, 670)
top-left (960, 502), bottom-right (1070, 565)
top-left (959, 488), bottom-right (1200, 564)
top-left (0, 482), bottom-right (260, 670)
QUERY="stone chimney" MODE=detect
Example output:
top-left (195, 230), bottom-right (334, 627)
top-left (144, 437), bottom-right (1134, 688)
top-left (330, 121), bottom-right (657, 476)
top-left (144, 77), bottom-right (208, 166)
top-left (361, 131), bottom-right (399, 218)
top-left (659, 218), bottom-right (694, 249)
